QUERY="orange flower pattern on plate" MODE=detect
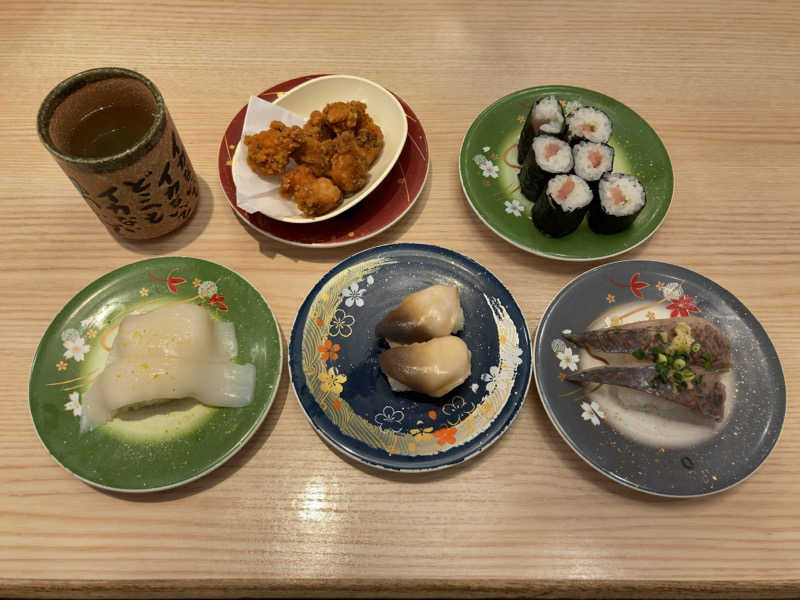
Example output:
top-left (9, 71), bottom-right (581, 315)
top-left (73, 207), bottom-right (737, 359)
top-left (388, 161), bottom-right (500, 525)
top-left (317, 338), bottom-right (340, 361)
top-left (433, 427), bottom-right (457, 446)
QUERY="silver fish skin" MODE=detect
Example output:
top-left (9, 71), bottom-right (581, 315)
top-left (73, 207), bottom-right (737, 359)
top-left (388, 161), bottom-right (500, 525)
top-left (566, 365), bottom-right (725, 421)
top-left (563, 317), bottom-right (731, 370)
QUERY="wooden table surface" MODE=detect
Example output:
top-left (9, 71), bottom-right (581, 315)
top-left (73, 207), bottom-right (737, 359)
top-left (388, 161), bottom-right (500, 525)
top-left (1, 1), bottom-right (798, 597)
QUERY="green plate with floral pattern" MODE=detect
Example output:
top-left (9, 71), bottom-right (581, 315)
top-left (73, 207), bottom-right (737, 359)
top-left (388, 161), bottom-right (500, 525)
top-left (459, 85), bottom-right (673, 261)
top-left (29, 257), bottom-right (282, 492)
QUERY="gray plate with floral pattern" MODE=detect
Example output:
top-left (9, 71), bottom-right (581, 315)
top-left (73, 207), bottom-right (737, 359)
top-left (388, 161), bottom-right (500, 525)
top-left (534, 260), bottom-right (785, 496)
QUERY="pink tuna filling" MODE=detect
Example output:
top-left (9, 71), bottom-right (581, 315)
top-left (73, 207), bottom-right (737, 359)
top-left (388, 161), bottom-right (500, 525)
top-left (610, 186), bottom-right (627, 205)
top-left (544, 142), bottom-right (560, 159)
top-left (589, 149), bottom-right (603, 168)
top-left (555, 178), bottom-right (575, 202)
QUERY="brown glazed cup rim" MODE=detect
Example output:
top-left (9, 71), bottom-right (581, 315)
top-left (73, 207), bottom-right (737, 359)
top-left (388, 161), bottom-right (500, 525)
top-left (37, 67), bottom-right (166, 173)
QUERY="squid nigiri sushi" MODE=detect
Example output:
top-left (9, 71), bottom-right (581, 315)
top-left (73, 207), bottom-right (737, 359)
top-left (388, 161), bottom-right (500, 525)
top-left (80, 303), bottom-right (255, 432)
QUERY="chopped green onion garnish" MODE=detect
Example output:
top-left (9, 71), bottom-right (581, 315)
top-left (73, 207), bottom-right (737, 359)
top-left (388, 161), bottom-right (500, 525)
top-left (673, 358), bottom-right (686, 370)
top-left (691, 343), bottom-right (701, 353)
top-left (657, 353), bottom-right (667, 364)
top-left (632, 349), bottom-right (645, 360)
top-left (704, 361), bottom-right (712, 371)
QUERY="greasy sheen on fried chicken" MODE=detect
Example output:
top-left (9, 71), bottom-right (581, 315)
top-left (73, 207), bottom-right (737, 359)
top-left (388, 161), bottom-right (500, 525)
top-left (245, 100), bottom-right (384, 217)
top-left (330, 131), bottom-right (368, 193)
top-left (280, 165), bottom-right (343, 217)
top-left (244, 121), bottom-right (301, 177)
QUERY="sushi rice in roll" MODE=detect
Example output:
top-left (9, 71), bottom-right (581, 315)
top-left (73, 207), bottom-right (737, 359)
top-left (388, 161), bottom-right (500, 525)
top-left (572, 141), bottom-right (614, 183)
top-left (589, 172), bottom-right (646, 234)
top-left (531, 174), bottom-right (593, 238)
top-left (566, 106), bottom-right (612, 144)
top-left (518, 96), bottom-right (565, 165)
top-left (518, 135), bottom-right (573, 201)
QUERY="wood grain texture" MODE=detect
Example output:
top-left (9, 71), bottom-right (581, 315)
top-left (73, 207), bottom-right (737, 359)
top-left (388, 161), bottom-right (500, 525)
top-left (1, 0), bottom-right (798, 597)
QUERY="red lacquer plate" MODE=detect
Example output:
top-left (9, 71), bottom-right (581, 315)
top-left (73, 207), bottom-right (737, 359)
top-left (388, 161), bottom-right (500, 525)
top-left (218, 75), bottom-right (429, 247)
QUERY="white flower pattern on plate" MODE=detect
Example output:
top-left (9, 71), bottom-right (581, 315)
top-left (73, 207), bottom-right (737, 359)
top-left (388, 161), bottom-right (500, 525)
top-left (481, 365), bottom-right (501, 392)
top-left (556, 347), bottom-right (579, 371)
top-left (342, 282), bottom-right (366, 307)
top-left (63, 337), bottom-right (90, 362)
top-left (480, 161), bottom-right (499, 178)
top-left (198, 281), bottom-right (218, 298)
top-left (662, 281), bottom-right (684, 300)
top-left (64, 391), bottom-right (81, 417)
top-left (374, 406), bottom-right (404, 432)
top-left (581, 401), bottom-right (605, 426)
top-left (60, 328), bottom-right (80, 343)
top-left (504, 199), bottom-right (524, 217)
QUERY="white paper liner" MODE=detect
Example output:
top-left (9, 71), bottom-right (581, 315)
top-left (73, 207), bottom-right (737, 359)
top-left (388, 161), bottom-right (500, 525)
top-left (232, 96), bottom-right (307, 219)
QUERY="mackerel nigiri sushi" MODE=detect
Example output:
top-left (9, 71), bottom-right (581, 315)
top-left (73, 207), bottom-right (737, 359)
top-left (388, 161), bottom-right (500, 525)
top-left (566, 365), bottom-right (726, 421)
top-left (564, 316), bottom-right (731, 370)
top-left (564, 317), bottom-right (732, 421)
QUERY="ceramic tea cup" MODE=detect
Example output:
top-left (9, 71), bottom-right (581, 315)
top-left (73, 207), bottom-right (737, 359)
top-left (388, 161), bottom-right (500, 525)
top-left (37, 67), bottom-right (198, 240)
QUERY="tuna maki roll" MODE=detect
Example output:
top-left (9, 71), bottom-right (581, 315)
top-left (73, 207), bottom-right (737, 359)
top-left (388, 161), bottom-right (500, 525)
top-left (572, 141), bottom-right (614, 182)
top-left (566, 106), bottom-right (612, 144)
top-left (518, 135), bottom-right (573, 201)
top-left (531, 174), bottom-right (593, 238)
top-left (589, 172), bottom-right (646, 234)
top-left (518, 96), bottom-right (565, 165)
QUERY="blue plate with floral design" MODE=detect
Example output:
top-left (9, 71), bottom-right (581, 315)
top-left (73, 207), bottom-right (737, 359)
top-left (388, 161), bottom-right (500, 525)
top-left (288, 243), bottom-right (532, 471)
top-left (534, 260), bottom-right (785, 496)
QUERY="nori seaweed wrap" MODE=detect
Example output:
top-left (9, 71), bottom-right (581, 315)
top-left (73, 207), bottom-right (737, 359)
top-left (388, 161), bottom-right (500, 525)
top-left (588, 172), bottom-right (646, 234)
top-left (565, 106), bottom-right (612, 144)
top-left (531, 174), bottom-right (593, 238)
top-left (518, 135), bottom-right (572, 201)
top-left (518, 96), bottom-right (565, 166)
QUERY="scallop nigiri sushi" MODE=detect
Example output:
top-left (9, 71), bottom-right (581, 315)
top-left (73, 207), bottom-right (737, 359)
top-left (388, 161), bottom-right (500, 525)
top-left (378, 335), bottom-right (472, 398)
top-left (375, 285), bottom-right (464, 345)
top-left (80, 303), bottom-right (255, 432)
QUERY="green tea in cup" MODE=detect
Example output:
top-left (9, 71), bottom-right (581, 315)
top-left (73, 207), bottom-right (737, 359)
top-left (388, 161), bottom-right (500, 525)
top-left (38, 67), bottom-right (198, 240)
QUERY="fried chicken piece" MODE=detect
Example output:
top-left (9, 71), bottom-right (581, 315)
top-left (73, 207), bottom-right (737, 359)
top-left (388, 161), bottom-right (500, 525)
top-left (290, 128), bottom-right (335, 177)
top-left (355, 114), bottom-right (384, 166)
top-left (323, 101), bottom-right (367, 134)
top-left (303, 110), bottom-right (334, 141)
top-left (330, 131), bottom-right (368, 193)
top-left (280, 164), bottom-right (316, 197)
top-left (296, 177), bottom-right (343, 217)
top-left (244, 121), bottom-right (301, 177)
top-left (280, 164), bottom-right (343, 218)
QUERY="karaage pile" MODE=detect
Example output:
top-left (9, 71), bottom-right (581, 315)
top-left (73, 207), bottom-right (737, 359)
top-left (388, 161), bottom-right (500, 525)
top-left (244, 100), bottom-right (384, 218)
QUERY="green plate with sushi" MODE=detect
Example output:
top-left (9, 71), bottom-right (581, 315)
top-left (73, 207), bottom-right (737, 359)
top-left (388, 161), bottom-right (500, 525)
top-left (459, 85), bottom-right (672, 261)
top-left (28, 257), bottom-right (282, 493)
